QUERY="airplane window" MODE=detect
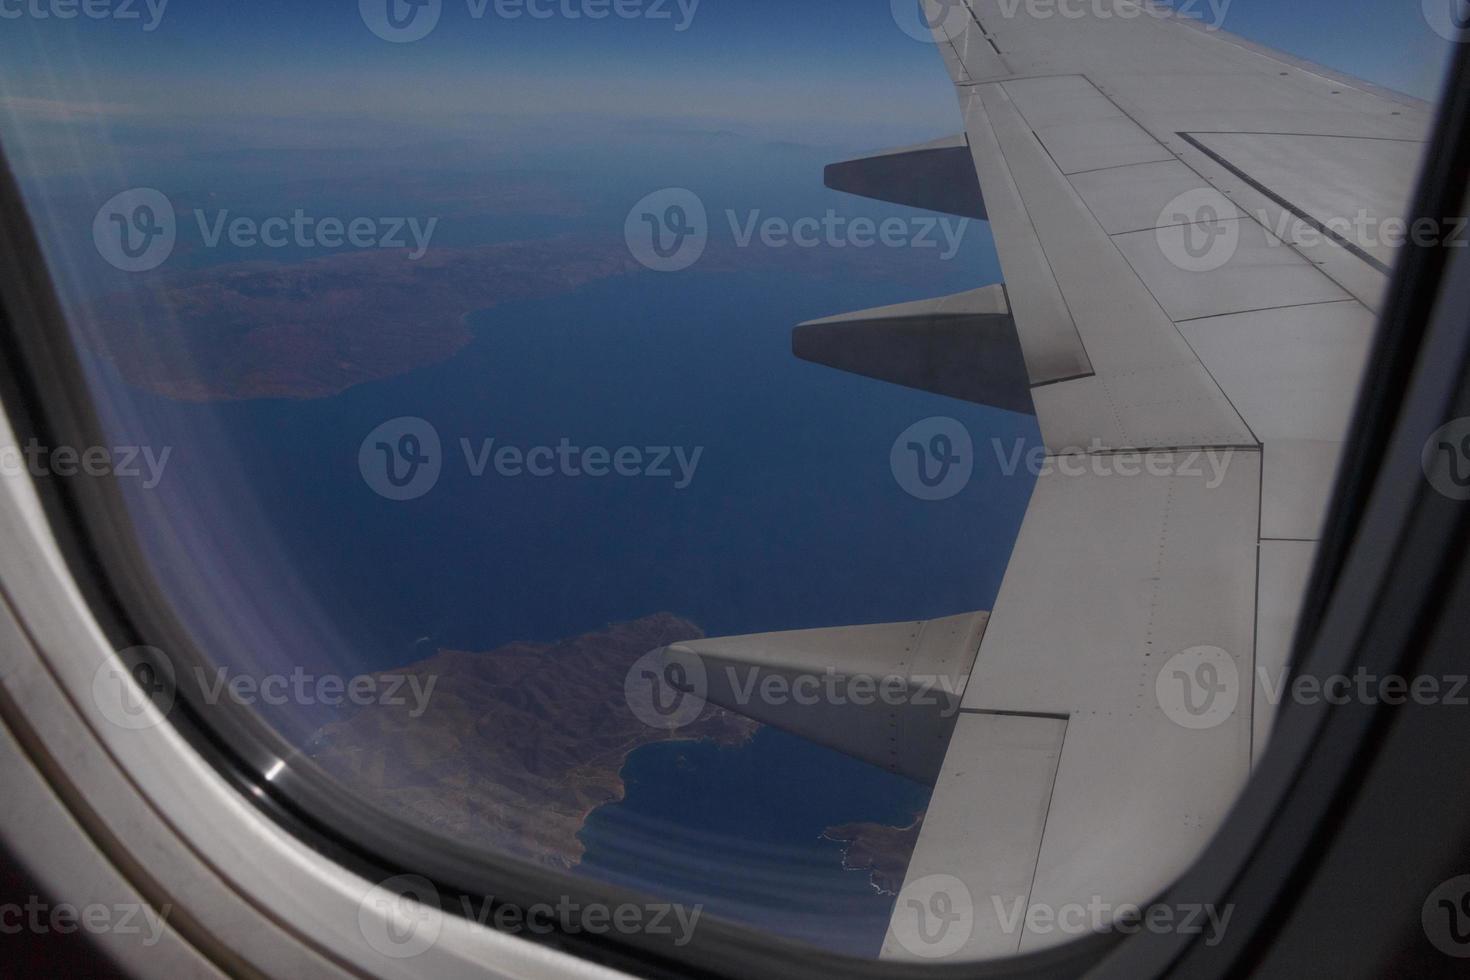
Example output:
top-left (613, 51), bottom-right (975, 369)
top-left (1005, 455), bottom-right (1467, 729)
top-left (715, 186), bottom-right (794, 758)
top-left (0, 0), bottom-right (1458, 968)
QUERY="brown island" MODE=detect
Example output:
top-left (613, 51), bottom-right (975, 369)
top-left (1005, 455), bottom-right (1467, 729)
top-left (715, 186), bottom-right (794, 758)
top-left (307, 613), bottom-right (759, 870)
top-left (82, 236), bottom-right (644, 402)
top-left (822, 812), bottom-right (929, 896)
top-left (307, 611), bottom-right (931, 884)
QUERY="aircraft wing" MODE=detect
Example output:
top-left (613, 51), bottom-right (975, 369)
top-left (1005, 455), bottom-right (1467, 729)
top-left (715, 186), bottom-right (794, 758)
top-left (653, 0), bottom-right (1432, 959)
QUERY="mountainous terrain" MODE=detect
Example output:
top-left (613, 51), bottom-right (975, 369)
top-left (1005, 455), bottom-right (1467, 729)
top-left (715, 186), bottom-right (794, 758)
top-left (308, 613), bottom-right (759, 870)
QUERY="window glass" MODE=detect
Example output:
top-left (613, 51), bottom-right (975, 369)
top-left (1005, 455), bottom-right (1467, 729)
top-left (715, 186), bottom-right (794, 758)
top-left (0, 0), bottom-right (1455, 963)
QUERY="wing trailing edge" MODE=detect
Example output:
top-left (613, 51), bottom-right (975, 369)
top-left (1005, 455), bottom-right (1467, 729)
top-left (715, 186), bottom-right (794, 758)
top-left (663, 611), bottom-right (989, 784)
top-left (824, 134), bottom-right (987, 220)
top-left (792, 285), bottom-right (1035, 414)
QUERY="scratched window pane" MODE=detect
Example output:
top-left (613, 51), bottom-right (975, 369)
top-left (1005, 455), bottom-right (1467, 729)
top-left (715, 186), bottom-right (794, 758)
top-left (0, 0), bottom-right (1453, 962)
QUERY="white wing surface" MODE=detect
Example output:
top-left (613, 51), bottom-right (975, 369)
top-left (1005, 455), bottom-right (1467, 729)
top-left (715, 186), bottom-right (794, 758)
top-left (658, 1), bottom-right (1430, 959)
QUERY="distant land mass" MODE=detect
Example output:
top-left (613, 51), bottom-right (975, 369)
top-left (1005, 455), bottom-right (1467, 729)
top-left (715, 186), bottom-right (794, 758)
top-left (82, 231), bottom-right (978, 402)
top-left (822, 811), bottom-right (927, 896)
top-left (307, 613), bottom-right (759, 871)
top-left (83, 236), bottom-right (642, 402)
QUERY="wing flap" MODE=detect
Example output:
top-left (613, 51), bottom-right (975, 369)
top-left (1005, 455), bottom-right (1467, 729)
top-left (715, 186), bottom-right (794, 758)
top-left (882, 714), bottom-right (1066, 960)
top-left (888, 452), bottom-right (1259, 955)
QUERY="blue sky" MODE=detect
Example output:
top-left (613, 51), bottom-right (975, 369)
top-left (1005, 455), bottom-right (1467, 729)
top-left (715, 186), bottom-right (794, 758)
top-left (0, 0), bottom-right (1455, 149)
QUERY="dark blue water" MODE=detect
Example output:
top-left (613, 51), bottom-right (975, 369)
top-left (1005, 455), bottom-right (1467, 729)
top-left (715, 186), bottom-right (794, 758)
top-left (580, 728), bottom-right (932, 957)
